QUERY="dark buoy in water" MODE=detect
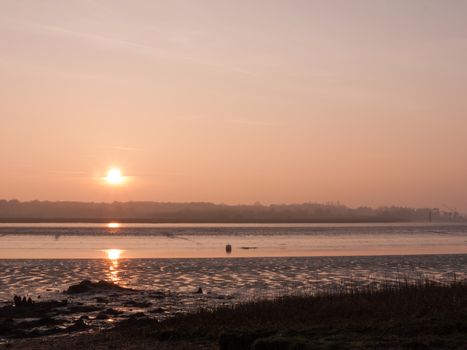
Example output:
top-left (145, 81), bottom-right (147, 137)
top-left (226, 244), bottom-right (232, 254)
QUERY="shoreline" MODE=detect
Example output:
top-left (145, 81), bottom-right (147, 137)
top-left (1, 252), bottom-right (467, 260)
top-left (0, 218), bottom-right (446, 224)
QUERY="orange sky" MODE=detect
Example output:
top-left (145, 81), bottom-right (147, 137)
top-left (1, 1), bottom-right (466, 212)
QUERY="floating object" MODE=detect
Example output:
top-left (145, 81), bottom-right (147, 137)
top-left (226, 244), bottom-right (232, 254)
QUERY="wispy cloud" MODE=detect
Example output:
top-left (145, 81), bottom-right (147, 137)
top-left (1, 15), bottom-right (258, 78)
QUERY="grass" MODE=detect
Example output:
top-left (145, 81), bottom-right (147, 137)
top-left (156, 279), bottom-right (467, 345)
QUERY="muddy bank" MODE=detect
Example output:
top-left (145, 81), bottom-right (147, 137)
top-left (0, 279), bottom-right (235, 341)
top-left (2, 280), bottom-right (466, 349)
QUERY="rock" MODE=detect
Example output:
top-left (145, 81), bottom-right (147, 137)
top-left (95, 312), bottom-right (110, 320)
top-left (124, 300), bottom-right (152, 307)
top-left (65, 280), bottom-right (133, 294)
top-left (66, 305), bottom-right (101, 314)
top-left (13, 295), bottom-right (34, 308)
top-left (95, 297), bottom-right (109, 303)
top-left (149, 307), bottom-right (165, 314)
top-left (104, 308), bottom-right (123, 316)
top-left (66, 319), bottom-right (88, 332)
top-left (195, 287), bottom-right (203, 294)
top-left (0, 300), bottom-right (68, 319)
top-left (16, 317), bottom-right (62, 330)
top-left (0, 318), bottom-right (14, 336)
top-left (65, 280), bottom-right (94, 294)
top-left (43, 326), bottom-right (67, 336)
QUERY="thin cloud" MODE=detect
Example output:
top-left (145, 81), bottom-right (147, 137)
top-left (1, 16), bottom-right (259, 78)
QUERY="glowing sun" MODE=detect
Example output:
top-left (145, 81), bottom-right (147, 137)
top-left (106, 249), bottom-right (122, 260)
top-left (105, 168), bottom-right (124, 185)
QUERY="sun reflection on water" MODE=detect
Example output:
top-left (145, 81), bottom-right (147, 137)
top-left (105, 249), bottom-right (123, 283)
top-left (107, 222), bottom-right (121, 229)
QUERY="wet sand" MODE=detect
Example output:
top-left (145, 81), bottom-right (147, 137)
top-left (1, 254), bottom-right (467, 301)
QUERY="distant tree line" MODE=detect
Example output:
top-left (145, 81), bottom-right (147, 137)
top-left (0, 200), bottom-right (464, 223)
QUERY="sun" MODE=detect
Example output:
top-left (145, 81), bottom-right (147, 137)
top-left (106, 249), bottom-right (122, 260)
top-left (105, 168), bottom-right (124, 185)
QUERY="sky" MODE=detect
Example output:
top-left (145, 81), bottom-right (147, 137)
top-left (1, 0), bottom-right (466, 212)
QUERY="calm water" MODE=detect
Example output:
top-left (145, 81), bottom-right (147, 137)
top-left (1, 222), bottom-right (467, 258)
top-left (0, 223), bottom-right (466, 300)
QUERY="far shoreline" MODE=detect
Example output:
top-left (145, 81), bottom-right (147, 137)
top-left (0, 218), bottom-right (452, 224)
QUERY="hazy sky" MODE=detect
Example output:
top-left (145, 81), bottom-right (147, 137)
top-left (1, 0), bottom-right (466, 212)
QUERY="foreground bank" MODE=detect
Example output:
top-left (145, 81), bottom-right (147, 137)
top-left (2, 279), bottom-right (466, 349)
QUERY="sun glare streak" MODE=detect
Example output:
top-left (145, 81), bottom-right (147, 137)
top-left (107, 222), bottom-right (121, 229)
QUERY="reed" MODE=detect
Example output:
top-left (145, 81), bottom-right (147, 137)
top-left (143, 277), bottom-right (467, 349)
